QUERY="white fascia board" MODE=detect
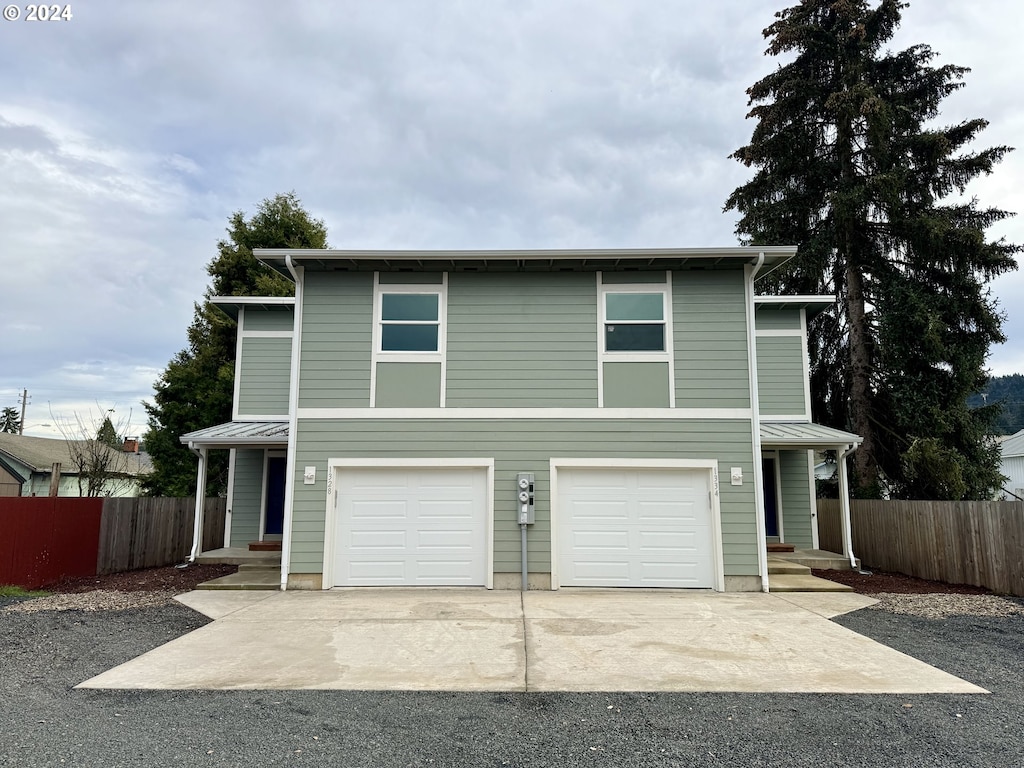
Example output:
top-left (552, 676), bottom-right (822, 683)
top-left (255, 246), bottom-right (798, 261)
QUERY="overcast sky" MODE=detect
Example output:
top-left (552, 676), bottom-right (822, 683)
top-left (2, 1), bottom-right (1022, 439)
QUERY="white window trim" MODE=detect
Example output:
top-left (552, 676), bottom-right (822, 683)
top-left (596, 272), bottom-right (675, 408)
top-left (321, 457), bottom-right (495, 589)
top-left (548, 457), bottom-right (724, 592)
top-left (370, 273), bottom-right (448, 407)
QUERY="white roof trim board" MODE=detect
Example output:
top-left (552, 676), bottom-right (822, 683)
top-left (180, 421), bottom-right (290, 447)
top-left (1001, 429), bottom-right (1024, 458)
top-left (759, 422), bottom-right (862, 447)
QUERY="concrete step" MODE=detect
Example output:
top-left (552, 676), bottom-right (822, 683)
top-left (768, 559), bottom-right (811, 575)
top-left (195, 547), bottom-right (282, 567)
top-left (238, 563), bottom-right (281, 571)
top-left (769, 573), bottom-right (853, 592)
top-left (195, 570), bottom-right (280, 591)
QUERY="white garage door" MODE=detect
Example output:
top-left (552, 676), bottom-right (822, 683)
top-left (556, 467), bottom-right (716, 588)
top-left (333, 467), bottom-right (487, 586)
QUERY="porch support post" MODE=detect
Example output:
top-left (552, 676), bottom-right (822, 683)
top-left (188, 446), bottom-right (208, 563)
top-left (837, 443), bottom-right (857, 569)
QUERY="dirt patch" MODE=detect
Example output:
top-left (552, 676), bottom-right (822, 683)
top-left (811, 567), bottom-right (992, 595)
top-left (43, 563), bottom-right (238, 594)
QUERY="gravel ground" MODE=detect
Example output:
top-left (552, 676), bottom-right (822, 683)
top-left (2, 582), bottom-right (1023, 767)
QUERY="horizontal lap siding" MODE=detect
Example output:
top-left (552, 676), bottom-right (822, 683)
top-left (446, 272), bottom-right (598, 407)
top-left (299, 272), bottom-right (373, 408)
top-left (673, 271), bottom-right (751, 408)
top-left (291, 418), bottom-right (757, 577)
top-left (755, 308), bottom-right (801, 330)
top-left (779, 450), bottom-right (813, 548)
top-left (242, 310), bottom-right (294, 332)
top-left (237, 338), bottom-right (292, 415)
top-left (230, 450), bottom-right (264, 547)
top-left (756, 337), bottom-right (806, 415)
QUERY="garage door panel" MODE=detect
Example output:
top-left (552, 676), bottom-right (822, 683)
top-left (335, 467), bottom-right (487, 587)
top-left (350, 530), bottom-right (407, 549)
top-left (557, 467), bottom-right (717, 589)
top-left (570, 529), bottom-right (631, 550)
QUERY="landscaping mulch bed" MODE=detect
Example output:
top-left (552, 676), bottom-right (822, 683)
top-left (812, 567), bottom-right (993, 595)
top-left (44, 563), bottom-right (238, 594)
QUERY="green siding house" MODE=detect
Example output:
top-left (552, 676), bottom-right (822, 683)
top-left (182, 247), bottom-right (861, 592)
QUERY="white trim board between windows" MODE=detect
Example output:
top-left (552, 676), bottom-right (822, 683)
top-left (296, 407), bottom-right (753, 420)
top-left (754, 329), bottom-right (803, 337)
top-left (234, 413), bottom-right (290, 422)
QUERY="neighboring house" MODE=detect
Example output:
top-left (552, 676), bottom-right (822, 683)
top-left (0, 433), bottom-right (151, 497)
top-left (182, 247), bottom-right (862, 592)
top-left (999, 429), bottom-right (1024, 500)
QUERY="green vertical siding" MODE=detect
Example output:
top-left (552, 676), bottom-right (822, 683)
top-left (291, 418), bottom-right (758, 578)
top-left (375, 362), bottom-right (442, 407)
top-left (237, 337), bottom-right (292, 415)
top-left (602, 362), bottom-right (670, 407)
top-left (299, 271), bottom-right (373, 408)
top-left (779, 449), bottom-right (813, 548)
top-left (755, 308), bottom-right (801, 330)
top-left (242, 309), bottom-right (294, 332)
top-left (756, 336), bottom-right (806, 415)
top-left (673, 270), bottom-right (751, 408)
top-left (446, 272), bottom-right (599, 407)
top-left (230, 449), bottom-right (264, 547)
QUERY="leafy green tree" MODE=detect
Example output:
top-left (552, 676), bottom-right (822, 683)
top-left (142, 193), bottom-right (328, 496)
top-left (726, 0), bottom-right (1019, 499)
top-left (970, 373), bottom-right (1024, 434)
top-left (0, 406), bottom-right (21, 434)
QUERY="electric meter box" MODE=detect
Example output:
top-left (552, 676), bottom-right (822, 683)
top-left (516, 472), bottom-right (535, 525)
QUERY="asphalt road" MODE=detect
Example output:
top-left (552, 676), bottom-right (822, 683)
top-left (1, 597), bottom-right (1022, 768)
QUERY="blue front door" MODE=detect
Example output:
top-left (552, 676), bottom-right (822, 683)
top-left (762, 457), bottom-right (779, 538)
top-left (264, 456), bottom-right (286, 536)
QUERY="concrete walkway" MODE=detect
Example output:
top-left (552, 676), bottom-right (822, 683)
top-left (78, 589), bottom-right (987, 694)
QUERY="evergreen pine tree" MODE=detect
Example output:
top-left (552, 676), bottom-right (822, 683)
top-left (726, 0), bottom-right (1019, 499)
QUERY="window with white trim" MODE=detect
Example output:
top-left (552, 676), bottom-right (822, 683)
top-left (380, 293), bottom-right (440, 352)
top-left (603, 292), bottom-right (666, 352)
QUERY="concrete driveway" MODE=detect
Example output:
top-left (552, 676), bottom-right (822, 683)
top-left (78, 589), bottom-right (987, 694)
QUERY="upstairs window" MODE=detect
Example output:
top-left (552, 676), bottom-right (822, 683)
top-left (380, 293), bottom-right (440, 352)
top-left (604, 292), bottom-right (665, 352)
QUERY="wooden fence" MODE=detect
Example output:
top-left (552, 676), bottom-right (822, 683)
top-left (0, 496), bottom-right (226, 587)
top-left (97, 497), bottom-right (226, 574)
top-left (818, 498), bottom-right (1024, 596)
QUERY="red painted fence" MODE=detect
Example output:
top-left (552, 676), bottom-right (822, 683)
top-left (0, 497), bottom-right (227, 589)
top-left (0, 497), bottom-right (104, 589)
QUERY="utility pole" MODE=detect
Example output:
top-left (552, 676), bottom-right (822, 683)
top-left (18, 388), bottom-right (27, 435)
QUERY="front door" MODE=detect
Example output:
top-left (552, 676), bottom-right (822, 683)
top-left (264, 456), bottom-right (286, 537)
top-left (762, 457), bottom-right (779, 538)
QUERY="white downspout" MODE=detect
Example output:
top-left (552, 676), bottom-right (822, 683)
top-left (279, 255), bottom-right (304, 591)
top-left (746, 252), bottom-right (770, 592)
top-left (836, 442), bottom-right (859, 569)
top-left (187, 444), bottom-right (208, 562)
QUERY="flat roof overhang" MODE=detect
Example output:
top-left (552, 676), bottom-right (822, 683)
top-left (253, 246), bottom-right (798, 276)
top-left (208, 296), bottom-right (295, 321)
top-left (755, 295), bottom-right (836, 321)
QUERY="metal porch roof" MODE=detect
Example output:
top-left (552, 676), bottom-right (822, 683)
top-left (760, 422), bottom-right (862, 447)
top-left (180, 421), bottom-right (290, 447)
